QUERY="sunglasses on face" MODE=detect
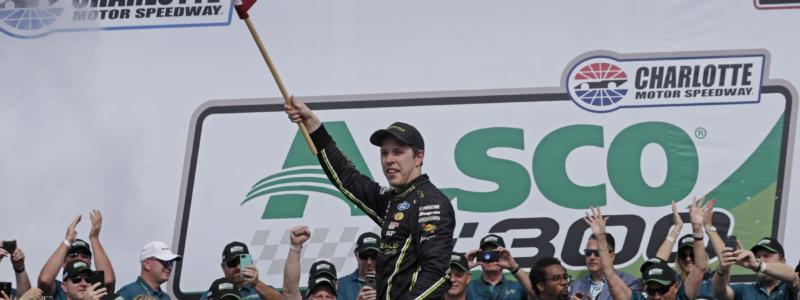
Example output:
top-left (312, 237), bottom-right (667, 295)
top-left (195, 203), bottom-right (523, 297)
top-left (68, 252), bottom-right (92, 259)
top-left (148, 259), bottom-right (174, 269)
top-left (584, 249), bottom-right (600, 257)
top-left (646, 284), bottom-right (671, 296)
top-left (69, 275), bottom-right (91, 284)
top-left (358, 252), bottom-right (377, 261)
top-left (544, 274), bottom-right (572, 283)
top-left (678, 249), bottom-right (693, 260)
top-left (225, 257), bottom-right (240, 268)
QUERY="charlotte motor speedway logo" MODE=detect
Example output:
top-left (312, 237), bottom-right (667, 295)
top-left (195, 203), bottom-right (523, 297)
top-left (566, 52), bottom-right (766, 113)
top-left (0, 0), bottom-right (231, 38)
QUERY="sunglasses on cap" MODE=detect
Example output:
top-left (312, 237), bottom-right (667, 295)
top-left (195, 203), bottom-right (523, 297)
top-left (646, 284), bottom-right (671, 296)
top-left (68, 275), bottom-right (91, 284)
top-left (358, 252), bottom-right (377, 261)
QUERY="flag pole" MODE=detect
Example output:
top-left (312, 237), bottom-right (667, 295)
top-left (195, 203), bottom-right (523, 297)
top-left (237, 4), bottom-right (317, 156)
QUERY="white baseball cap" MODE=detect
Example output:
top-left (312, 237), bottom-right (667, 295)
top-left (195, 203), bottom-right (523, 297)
top-left (139, 241), bottom-right (182, 262)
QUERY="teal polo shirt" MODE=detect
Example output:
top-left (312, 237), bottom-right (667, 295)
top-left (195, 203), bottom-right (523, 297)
top-left (116, 276), bottom-right (170, 300)
top-left (466, 274), bottom-right (526, 300)
top-left (337, 270), bottom-right (364, 300)
top-left (730, 281), bottom-right (797, 300)
top-left (199, 284), bottom-right (261, 300)
top-left (54, 279), bottom-right (67, 300)
top-left (676, 272), bottom-right (714, 300)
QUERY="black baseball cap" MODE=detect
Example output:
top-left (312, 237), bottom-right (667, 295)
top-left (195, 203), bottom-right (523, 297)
top-left (62, 260), bottom-right (91, 278)
top-left (678, 234), bottom-right (696, 251)
top-left (449, 252), bottom-right (469, 272)
top-left (355, 232), bottom-right (380, 254)
top-left (221, 242), bottom-right (249, 263)
top-left (207, 277), bottom-right (241, 300)
top-left (306, 273), bottom-right (337, 298)
top-left (639, 257), bottom-right (667, 274)
top-left (309, 260), bottom-right (337, 279)
top-left (642, 262), bottom-right (678, 286)
top-left (68, 239), bottom-right (92, 256)
top-left (480, 234), bottom-right (505, 250)
top-left (369, 122), bottom-right (425, 150)
top-left (750, 237), bottom-right (785, 256)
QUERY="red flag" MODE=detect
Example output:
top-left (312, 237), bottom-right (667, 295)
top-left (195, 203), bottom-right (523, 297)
top-left (233, 0), bottom-right (256, 19)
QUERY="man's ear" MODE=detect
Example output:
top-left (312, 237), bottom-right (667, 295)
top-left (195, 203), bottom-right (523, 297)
top-left (536, 282), bottom-right (545, 293)
top-left (415, 150), bottom-right (425, 167)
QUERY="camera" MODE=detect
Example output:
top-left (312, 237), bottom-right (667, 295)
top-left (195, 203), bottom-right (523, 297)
top-left (476, 250), bottom-right (499, 263)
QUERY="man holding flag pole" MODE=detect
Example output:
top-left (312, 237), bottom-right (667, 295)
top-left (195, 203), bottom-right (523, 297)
top-left (233, 0), bottom-right (455, 298)
top-left (285, 100), bottom-right (456, 300)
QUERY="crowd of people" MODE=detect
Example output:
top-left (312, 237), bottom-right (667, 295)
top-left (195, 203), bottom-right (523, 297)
top-left (2, 199), bottom-right (798, 300)
top-left (3, 101), bottom-right (799, 300)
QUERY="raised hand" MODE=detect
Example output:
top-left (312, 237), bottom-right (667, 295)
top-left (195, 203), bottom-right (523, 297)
top-left (464, 249), bottom-right (480, 269)
top-left (289, 225), bottom-right (311, 247)
top-left (11, 247), bottom-right (25, 271)
top-left (703, 198), bottom-right (717, 227)
top-left (495, 247), bottom-right (518, 270)
top-left (689, 197), bottom-right (706, 226)
top-left (242, 265), bottom-right (260, 286)
top-left (671, 200), bottom-right (685, 228)
top-left (82, 282), bottom-right (107, 300)
top-left (66, 215), bottom-right (82, 243)
top-left (584, 207), bottom-right (608, 236)
top-left (89, 210), bottom-right (103, 240)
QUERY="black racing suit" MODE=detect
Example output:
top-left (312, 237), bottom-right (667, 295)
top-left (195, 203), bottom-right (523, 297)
top-left (311, 125), bottom-right (455, 300)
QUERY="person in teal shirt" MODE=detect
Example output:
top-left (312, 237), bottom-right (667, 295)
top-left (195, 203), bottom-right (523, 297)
top-left (116, 241), bottom-right (181, 300)
top-left (712, 237), bottom-right (799, 300)
top-left (337, 232), bottom-right (379, 300)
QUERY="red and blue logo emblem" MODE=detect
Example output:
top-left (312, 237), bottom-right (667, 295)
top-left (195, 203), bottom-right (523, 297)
top-left (571, 62), bottom-right (628, 108)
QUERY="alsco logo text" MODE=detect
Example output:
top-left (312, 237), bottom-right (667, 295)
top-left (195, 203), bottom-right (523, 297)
top-left (566, 53), bottom-right (765, 113)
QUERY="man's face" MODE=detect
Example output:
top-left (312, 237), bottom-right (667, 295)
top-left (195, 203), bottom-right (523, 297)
top-left (144, 259), bottom-right (174, 284)
top-left (644, 282), bottom-right (672, 300)
top-left (539, 265), bottom-right (570, 300)
top-left (356, 250), bottom-right (377, 276)
top-left (62, 273), bottom-right (91, 300)
top-left (447, 267), bottom-right (470, 296)
top-left (65, 251), bottom-right (92, 266)
top-left (307, 286), bottom-right (336, 300)
top-left (754, 249), bottom-right (783, 281)
top-left (380, 137), bottom-right (423, 188)
top-left (222, 257), bottom-right (244, 285)
top-left (584, 239), bottom-right (601, 272)
top-left (676, 247), bottom-right (694, 274)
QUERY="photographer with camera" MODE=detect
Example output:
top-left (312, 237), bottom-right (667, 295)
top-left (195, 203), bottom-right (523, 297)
top-left (1, 240), bottom-right (31, 298)
top-left (60, 261), bottom-right (108, 300)
top-left (465, 234), bottom-right (530, 300)
top-left (336, 232), bottom-right (379, 300)
top-left (198, 241), bottom-right (281, 300)
top-left (711, 237), bottom-right (799, 300)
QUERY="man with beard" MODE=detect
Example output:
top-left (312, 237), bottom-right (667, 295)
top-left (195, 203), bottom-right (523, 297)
top-left (529, 257), bottom-right (570, 300)
top-left (198, 242), bottom-right (282, 300)
top-left (712, 237), bottom-right (799, 300)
